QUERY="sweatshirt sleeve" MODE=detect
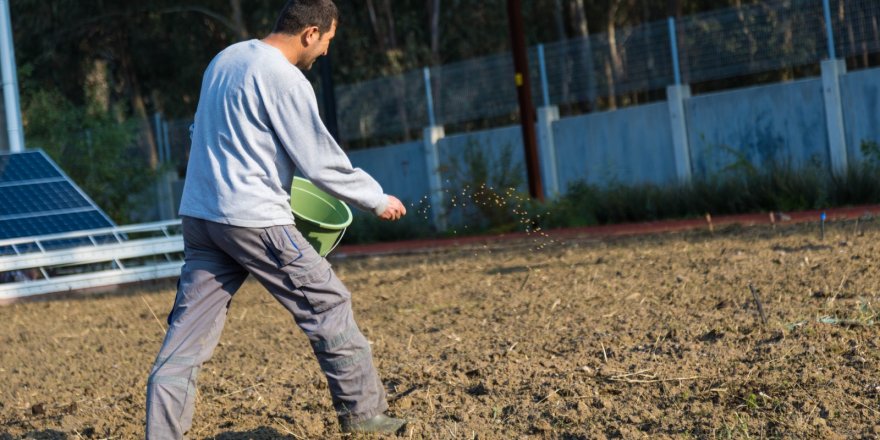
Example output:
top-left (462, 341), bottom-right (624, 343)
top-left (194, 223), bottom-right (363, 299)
top-left (267, 78), bottom-right (388, 216)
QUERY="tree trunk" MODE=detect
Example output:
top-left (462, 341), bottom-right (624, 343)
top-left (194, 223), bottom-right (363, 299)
top-left (366, 0), bottom-right (410, 138)
top-left (733, 0), bottom-right (757, 70)
top-left (874, 7), bottom-right (880, 66)
top-left (667, 0), bottom-right (682, 19)
top-left (426, 0), bottom-right (442, 127)
top-left (569, 0), bottom-right (588, 36)
top-left (365, 0), bottom-right (398, 51)
top-left (229, 0), bottom-right (249, 40)
top-left (428, 0), bottom-right (441, 64)
top-left (605, 1), bottom-right (624, 109)
top-left (365, 0), bottom-right (386, 52)
top-left (568, 0), bottom-right (595, 111)
top-left (635, 0), bottom-right (652, 104)
top-left (382, 0), bottom-right (397, 49)
top-left (119, 48), bottom-right (159, 170)
top-left (668, 0), bottom-right (688, 83)
top-left (839, 1), bottom-right (858, 67)
top-left (84, 59), bottom-right (111, 115)
top-left (382, 1), bottom-right (409, 138)
top-left (857, 3), bottom-right (869, 67)
top-left (553, 0), bottom-right (566, 41)
top-left (782, 7), bottom-right (794, 81)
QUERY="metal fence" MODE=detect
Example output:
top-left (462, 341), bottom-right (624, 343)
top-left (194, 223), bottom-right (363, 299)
top-left (336, 69), bottom-right (428, 143)
top-left (676, 0), bottom-right (827, 83)
top-left (832, 0), bottom-right (880, 59)
top-left (160, 0), bottom-right (880, 157)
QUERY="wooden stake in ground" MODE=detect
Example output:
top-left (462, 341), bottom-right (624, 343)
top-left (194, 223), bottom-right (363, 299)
top-left (748, 283), bottom-right (768, 325)
top-left (705, 213), bottom-right (714, 233)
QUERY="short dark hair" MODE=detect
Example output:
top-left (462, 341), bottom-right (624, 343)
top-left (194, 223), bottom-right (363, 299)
top-left (273, 0), bottom-right (338, 35)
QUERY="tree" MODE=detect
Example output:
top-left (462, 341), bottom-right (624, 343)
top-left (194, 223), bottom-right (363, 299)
top-left (21, 88), bottom-right (154, 223)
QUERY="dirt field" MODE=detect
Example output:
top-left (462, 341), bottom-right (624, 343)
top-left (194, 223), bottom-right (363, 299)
top-left (2, 219), bottom-right (879, 439)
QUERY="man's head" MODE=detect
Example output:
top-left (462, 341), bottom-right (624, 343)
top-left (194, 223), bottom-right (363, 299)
top-left (273, 0), bottom-right (337, 36)
top-left (269, 0), bottom-right (338, 70)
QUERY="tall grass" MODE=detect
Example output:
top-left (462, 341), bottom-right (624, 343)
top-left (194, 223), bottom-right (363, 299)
top-left (541, 160), bottom-right (879, 230)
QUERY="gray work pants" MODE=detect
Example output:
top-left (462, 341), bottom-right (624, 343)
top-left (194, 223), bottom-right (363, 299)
top-left (145, 217), bottom-right (387, 439)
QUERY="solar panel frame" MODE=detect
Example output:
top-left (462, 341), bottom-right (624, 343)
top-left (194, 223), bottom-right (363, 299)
top-left (0, 211), bottom-right (115, 240)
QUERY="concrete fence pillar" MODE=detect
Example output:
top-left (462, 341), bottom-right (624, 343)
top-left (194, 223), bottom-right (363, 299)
top-left (156, 171), bottom-right (177, 220)
top-left (423, 125), bottom-right (447, 232)
top-left (821, 59), bottom-right (849, 175)
top-left (536, 106), bottom-right (560, 198)
top-left (666, 84), bottom-right (692, 183)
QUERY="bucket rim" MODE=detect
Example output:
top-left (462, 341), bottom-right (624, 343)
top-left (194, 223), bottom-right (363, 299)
top-left (291, 176), bottom-right (353, 230)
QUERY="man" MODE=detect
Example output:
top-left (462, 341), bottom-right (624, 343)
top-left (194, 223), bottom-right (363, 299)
top-left (145, 0), bottom-right (408, 437)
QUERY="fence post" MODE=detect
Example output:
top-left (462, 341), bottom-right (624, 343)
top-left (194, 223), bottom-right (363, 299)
top-left (666, 85), bottom-right (692, 183)
top-left (535, 43), bottom-right (560, 198)
top-left (666, 16), bottom-right (692, 183)
top-left (423, 67), bottom-right (437, 128)
top-left (823, 0), bottom-right (836, 59)
top-left (667, 17), bottom-right (682, 86)
top-left (537, 44), bottom-right (551, 108)
top-left (821, 0), bottom-right (849, 176)
top-left (536, 106), bottom-right (560, 198)
top-left (422, 67), bottom-right (446, 231)
top-left (422, 125), bottom-right (446, 232)
top-left (821, 59), bottom-right (848, 175)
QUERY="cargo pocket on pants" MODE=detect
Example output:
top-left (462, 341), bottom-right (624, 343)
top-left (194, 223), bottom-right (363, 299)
top-left (259, 226), bottom-right (303, 268)
top-left (290, 259), bottom-right (349, 313)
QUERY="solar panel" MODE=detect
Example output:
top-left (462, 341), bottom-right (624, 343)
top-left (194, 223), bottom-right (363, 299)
top-left (0, 151), bottom-right (62, 183)
top-left (0, 181), bottom-right (92, 216)
top-left (0, 150), bottom-right (115, 240)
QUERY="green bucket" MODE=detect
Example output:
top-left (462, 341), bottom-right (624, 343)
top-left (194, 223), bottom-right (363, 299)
top-left (290, 177), bottom-right (353, 257)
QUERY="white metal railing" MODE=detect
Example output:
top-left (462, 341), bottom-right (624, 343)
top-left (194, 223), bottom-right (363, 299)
top-left (0, 220), bottom-right (184, 300)
top-left (0, 236), bottom-right (183, 271)
top-left (0, 219), bottom-right (182, 250)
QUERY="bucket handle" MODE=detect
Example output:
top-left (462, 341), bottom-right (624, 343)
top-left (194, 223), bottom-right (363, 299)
top-left (325, 227), bottom-right (346, 256)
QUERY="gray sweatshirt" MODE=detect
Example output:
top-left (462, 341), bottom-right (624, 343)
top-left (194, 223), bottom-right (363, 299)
top-left (179, 39), bottom-right (388, 227)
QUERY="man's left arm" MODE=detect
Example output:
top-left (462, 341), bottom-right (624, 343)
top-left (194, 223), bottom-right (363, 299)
top-left (270, 81), bottom-right (390, 216)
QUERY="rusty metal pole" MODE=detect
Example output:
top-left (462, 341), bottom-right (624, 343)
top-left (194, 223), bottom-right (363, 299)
top-left (507, 0), bottom-right (544, 201)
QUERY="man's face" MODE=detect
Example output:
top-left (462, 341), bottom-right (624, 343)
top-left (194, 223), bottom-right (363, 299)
top-left (298, 20), bottom-right (337, 70)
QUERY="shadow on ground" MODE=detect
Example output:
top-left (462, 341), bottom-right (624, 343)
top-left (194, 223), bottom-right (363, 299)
top-left (1, 431), bottom-right (67, 440)
top-left (0, 427), bottom-right (300, 440)
top-left (208, 427), bottom-right (299, 440)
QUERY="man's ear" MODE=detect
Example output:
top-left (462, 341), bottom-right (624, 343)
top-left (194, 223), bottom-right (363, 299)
top-left (301, 26), bottom-right (320, 46)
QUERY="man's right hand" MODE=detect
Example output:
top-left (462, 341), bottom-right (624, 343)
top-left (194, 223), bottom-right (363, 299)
top-left (379, 195), bottom-right (407, 221)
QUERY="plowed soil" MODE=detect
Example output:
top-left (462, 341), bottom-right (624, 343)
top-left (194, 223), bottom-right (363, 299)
top-left (2, 220), bottom-right (879, 439)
